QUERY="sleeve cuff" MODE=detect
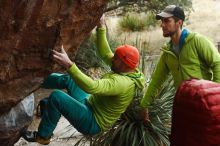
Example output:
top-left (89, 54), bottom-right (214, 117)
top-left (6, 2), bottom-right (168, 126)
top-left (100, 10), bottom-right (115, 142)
top-left (96, 27), bottom-right (106, 33)
top-left (67, 63), bottom-right (78, 75)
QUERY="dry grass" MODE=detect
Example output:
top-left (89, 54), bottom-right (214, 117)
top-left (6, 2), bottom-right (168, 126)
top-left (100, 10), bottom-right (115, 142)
top-left (106, 0), bottom-right (220, 54)
top-left (187, 0), bottom-right (220, 43)
top-left (106, 16), bottom-right (166, 55)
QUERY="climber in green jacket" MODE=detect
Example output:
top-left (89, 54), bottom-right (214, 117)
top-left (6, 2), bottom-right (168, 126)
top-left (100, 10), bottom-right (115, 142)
top-left (140, 5), bottom-right (220, 121)
top-left (22, 18), bottom-right (145, 145)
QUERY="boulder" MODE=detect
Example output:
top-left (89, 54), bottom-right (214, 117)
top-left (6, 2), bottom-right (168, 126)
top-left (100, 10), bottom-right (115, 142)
top-left (0, 0), bottom-right (107, 145)
top-left (0, 0), bottom-right (107, 113)
top-left (0, 94), bottom-right (34, 146)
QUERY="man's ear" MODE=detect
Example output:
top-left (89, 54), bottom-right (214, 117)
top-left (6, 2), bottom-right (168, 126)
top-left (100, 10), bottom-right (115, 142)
top-left (178, 19), bottom-right (183, 27)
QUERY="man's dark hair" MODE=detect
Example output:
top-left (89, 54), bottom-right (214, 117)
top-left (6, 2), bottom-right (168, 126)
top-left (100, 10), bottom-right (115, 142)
top-left (173, 16), bottom-right (183, 28)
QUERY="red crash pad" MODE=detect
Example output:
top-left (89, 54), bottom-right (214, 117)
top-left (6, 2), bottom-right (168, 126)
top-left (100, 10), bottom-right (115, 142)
top-left (170, 79), bottom-right (220, 146)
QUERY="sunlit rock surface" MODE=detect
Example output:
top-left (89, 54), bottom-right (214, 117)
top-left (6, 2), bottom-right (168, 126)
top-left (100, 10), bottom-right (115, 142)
top-left (0, 0), bottom-right (107, 145)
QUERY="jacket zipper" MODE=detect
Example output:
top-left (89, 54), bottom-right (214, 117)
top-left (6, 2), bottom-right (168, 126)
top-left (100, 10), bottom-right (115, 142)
top-left (161, 48), bottom-right (183, 81)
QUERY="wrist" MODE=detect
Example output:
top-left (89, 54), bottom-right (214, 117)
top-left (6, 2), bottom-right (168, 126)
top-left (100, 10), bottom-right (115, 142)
top-left (66, 61), bottom-right (74, 69)
top-left (97, 24), bottom-right (102, 28)
top-left (96, 25), bottom-right (105, 30)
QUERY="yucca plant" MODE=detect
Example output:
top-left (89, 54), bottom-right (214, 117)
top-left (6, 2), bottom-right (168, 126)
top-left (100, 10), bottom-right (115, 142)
top-left (74, 76), bottom-right (175, 146)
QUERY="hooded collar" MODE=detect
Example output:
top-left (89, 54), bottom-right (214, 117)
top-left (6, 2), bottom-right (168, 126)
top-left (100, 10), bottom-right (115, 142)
top-left (161, 29), bottom-right (196, 51)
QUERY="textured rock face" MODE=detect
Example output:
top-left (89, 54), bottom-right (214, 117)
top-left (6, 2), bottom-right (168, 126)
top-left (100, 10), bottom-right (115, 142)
top-left (0, 0), bottom-right (107, 114)
top-left (0, 0), bottom-right (107, 145)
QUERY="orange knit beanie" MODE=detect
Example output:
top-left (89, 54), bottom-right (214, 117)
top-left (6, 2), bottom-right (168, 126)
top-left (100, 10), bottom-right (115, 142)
top-left (115, 45), bottom-right (139, 69)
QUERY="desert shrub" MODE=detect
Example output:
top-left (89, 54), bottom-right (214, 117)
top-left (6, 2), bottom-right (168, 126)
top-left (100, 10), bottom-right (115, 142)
top-left (75, 32), bottom-right (120, 72)
top-left (118, 13), bottom-right (158, 32)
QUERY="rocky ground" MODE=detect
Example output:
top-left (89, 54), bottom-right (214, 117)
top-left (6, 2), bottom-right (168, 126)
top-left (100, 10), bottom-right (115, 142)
top-left (15, 116), bottom-right (89, 146)
top-left (15, 89), bottom-right (90, 146)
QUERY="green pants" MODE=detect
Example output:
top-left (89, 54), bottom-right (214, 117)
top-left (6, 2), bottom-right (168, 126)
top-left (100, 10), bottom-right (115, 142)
top-left (38, 73), bottom-right (101, 138)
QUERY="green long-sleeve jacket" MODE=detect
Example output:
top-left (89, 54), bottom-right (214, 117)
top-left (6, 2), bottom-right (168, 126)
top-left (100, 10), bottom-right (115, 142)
top-left (140, 32), bottom-right (220, 108)
top-left (68, 27), bottom-right (145, 131)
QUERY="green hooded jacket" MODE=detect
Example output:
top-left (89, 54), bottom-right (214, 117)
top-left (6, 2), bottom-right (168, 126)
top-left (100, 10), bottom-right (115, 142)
top-left (140, 31), bottom-right (220, 108)
top-left (68, 27), bottom-right (145, 131)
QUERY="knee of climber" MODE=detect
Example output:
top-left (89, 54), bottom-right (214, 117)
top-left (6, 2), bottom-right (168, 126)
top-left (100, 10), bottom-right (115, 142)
top-left (42, 73), bottom-right (64, 88)
top-left (50, 73), bottom-right (68, 87)
top-left (49, 90), bottom-right (65, 106)
top-left (54, 73), bottom-right (74, 88)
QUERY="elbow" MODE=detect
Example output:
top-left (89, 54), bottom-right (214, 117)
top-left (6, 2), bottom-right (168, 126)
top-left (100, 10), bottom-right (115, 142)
top-left (81, 83), bottom-right (98, 94)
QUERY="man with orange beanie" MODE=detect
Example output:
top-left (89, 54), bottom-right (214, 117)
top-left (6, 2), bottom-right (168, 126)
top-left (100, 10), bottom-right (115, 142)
top-left (22, 17), bottom-right (145, 145)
